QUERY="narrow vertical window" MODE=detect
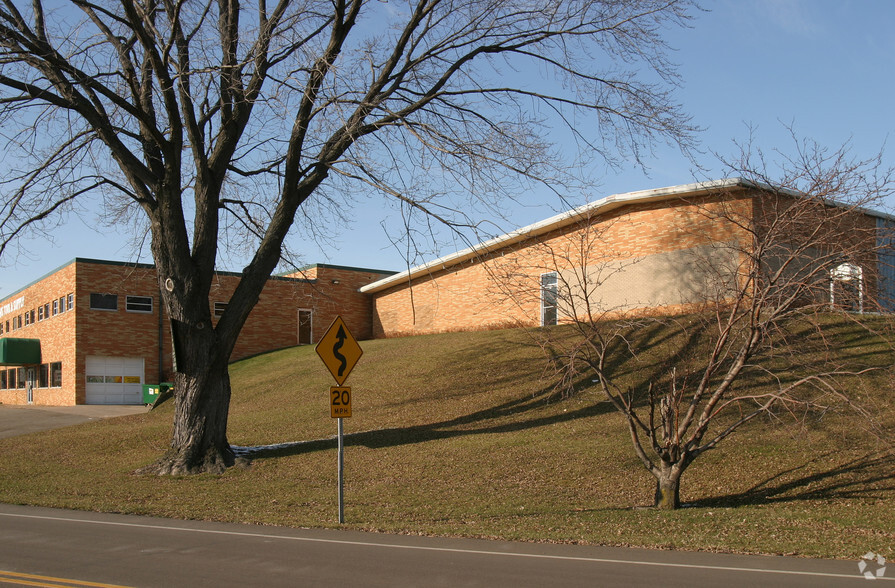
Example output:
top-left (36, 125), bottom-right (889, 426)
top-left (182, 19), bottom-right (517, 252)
top-left (50, 362), bottom-right (62, 387)
top-left (541, 272), bottom-right (558, 326)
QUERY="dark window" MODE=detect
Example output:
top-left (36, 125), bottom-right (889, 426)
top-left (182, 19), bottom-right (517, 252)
top-left (90, 293), bottom-right (118, 311)
top-left (50, 362), bottom-right (62, 387)
top-left (16, 368), bottom-right (25, 389)
top-left (213, 302), bottom-right (227, 317)
top-left (126, 295), bottom-right (153, 313)
top-left (0, 370), bottom-right (6, 389)
top-left (39, 364), bottom-right (49, 388)
top-left (541, 272), bottom-right (558, 326)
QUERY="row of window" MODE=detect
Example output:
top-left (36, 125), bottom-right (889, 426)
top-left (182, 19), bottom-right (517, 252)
top-left (90, 295), bottom-right (230, 317)
top-left (0, 294), bottom-right (74, 335)
top-left (89, 293), bottom-right (153, 313)
top-left (0, 362), bottom-right (63, 390)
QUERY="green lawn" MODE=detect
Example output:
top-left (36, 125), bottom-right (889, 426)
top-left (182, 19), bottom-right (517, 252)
top-left (0, 323), bottom-right (892, 560)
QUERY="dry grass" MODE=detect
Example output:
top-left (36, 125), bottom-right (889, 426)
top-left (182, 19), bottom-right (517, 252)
top-left (0, 321), bottom-right (892, 560)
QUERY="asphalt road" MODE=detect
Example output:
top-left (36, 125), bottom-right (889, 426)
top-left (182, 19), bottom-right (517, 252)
top-left (0, 504), bottom-right (889, 587)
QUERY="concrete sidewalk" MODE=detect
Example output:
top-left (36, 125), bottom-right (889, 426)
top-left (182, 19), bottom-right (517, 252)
top-left (0, 404), bottom-right (149, 439)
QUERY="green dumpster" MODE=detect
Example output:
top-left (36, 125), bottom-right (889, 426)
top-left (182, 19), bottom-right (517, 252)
top-left (142, 382), bottom-right (173, 405)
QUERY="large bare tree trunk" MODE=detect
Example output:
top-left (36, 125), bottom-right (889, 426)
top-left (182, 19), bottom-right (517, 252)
top-left (137, 322), bottom-right (237, 475)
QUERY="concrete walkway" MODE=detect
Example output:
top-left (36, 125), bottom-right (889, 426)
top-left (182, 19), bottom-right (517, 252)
top-left (0, 404), bottom-right (149, 439)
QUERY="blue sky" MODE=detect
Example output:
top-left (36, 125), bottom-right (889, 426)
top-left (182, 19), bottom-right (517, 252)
top-left (1, 0), bottom-right (893, 297)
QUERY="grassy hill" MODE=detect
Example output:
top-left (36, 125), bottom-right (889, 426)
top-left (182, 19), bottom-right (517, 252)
top-left (0, 322), bottom-right (892, 559)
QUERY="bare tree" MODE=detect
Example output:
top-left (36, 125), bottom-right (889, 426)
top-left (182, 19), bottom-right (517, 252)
top-left (0, 0), bottom-right (697, 473)
top-left (537, 136), bottom-right (894, 508)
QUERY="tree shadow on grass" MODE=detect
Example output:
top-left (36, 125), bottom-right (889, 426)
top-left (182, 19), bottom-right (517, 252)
top-left (691, 451), bottom-right (895, 508)
top-left (233, 386), bottom-right (615, 460)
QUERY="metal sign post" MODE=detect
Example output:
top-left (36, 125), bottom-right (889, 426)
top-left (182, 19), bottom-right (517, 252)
top-left (337, 416), bottom-right (345, 523)
top-left (316, 317), bottom-right (362, 525)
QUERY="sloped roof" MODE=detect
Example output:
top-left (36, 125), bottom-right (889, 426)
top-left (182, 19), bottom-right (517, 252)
top-left (359, 178), bottom-right (758, 294)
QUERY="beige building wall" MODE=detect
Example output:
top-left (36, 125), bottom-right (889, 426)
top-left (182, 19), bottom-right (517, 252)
top-left (372, 191), bottom-right (755, 337)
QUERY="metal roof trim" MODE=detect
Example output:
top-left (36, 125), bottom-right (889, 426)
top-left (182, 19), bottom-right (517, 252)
top-left (359, 178), bottom-right (754, 294)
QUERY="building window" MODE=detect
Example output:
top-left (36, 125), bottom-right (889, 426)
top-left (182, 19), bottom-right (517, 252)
top-left (38, 306), bottom-right (44, 321)
top-left (43, 303), bottom-right (49, 318)
top-left (29, 310), bottom-right (35, 324)
top-left (16, 368), bottom-right (25, 389)
top-left (24, 311), bottom-right (30, 326)
top-left (67, 293), bottom-right (74, 311)
top-left (52, 299), bottom-right (58, 316)
top-left (0, 370), bottom-right (6, 389)
top-left (213, 302), bottom-right (228, 317)
top-left (39, 364), bottom-right (49, 388)
top-left (58, 297), bottom-right (65, 313)
top-left (126, 295), bottom-right (153, 313)
top-left (90, 293), bottom-right (118, 311)
top-left (50, 362), bottom-right (62, 387)
top-left (830, 263), bottom-right (864, 313)
top-left (541, 272), bottom-right (558, 326)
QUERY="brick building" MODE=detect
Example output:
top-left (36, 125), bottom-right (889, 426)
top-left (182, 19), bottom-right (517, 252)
top-left (0, 260), bottom-right (392, 406)
top-left (2, 178), bottom-right (892, 406)
top-left (362, 179), bottom-right (895, 337)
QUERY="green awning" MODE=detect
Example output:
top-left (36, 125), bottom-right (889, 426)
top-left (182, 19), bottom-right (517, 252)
top-left (0, 338), bottom-right (41, 366)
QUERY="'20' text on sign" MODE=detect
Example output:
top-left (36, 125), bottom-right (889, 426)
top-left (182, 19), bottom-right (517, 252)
top-left (331, 387), bottom-right (351, 418)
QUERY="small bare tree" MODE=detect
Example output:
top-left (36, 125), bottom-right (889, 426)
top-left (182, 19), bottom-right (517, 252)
top-left (539, 136), bottom-right (894, 509)
top-left (0, 0), bottom-right (697, 473)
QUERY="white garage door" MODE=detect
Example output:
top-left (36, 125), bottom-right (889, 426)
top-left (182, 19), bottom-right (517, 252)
top-left (85, 356), bottom-right (144, 405)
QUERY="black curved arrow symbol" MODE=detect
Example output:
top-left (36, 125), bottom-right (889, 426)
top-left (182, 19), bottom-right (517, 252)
top-left (333, 325), bottom-right (348, 377)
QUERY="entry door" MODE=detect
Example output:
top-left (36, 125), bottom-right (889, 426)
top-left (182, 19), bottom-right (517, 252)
top-left (26, 367), bottom-right (35, 404)
top-left (298, 309), bottom-right (313, 345)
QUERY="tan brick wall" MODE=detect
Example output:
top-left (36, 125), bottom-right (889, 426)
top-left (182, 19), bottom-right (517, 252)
top-left (372, 192), bottom-right (755, 337)
top-left (0, 261), bottom-right (78, 405)
top-left (0, 261), bottom-right (390, 405)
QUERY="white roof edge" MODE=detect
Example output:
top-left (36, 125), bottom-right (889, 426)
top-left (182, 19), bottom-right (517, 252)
top-left (359, 177), bottom-right (887, 294)
top-left (360, 178), bottom-right (752, 294)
